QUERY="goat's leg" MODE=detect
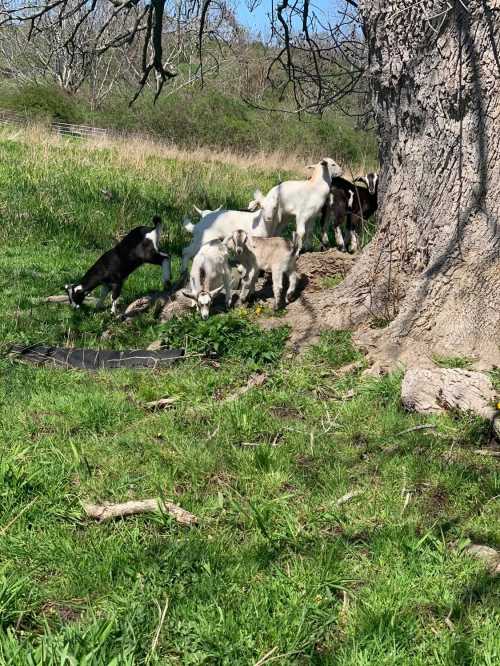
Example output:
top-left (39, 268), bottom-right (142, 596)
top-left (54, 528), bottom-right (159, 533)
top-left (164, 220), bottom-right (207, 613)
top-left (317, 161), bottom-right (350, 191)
top-left (238, 266), bottom-right (257, 305)
top-left (181, 243), bottom-right (196, 278)
top-left (147, 252), bottom-right (172, 288)
top-left (223, 266), bottom-right (232, 309)
top-left (347, 215), bottom-right (359, 253)
top-left (320, 199), bottom-right (332, 250)
top-left (285, 270), bottom-right (298, 303)
top-left (96, 284), bottom-right (110, 309)
top-left (334, 224), bottom-right (346, 252)
top-left (110, 283), bottom-right (122, 316)
top-left (295, 217), bottom-right (308, 254)
top-left (271, 267), bottom-right (284, 310)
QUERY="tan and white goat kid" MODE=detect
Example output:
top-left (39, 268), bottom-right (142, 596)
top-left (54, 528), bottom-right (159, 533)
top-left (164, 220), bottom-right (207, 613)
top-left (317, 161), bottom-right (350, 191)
top-left (225, 230), bottom-right (299, 310)
top-left (182, 240), bottom-right (232, 319)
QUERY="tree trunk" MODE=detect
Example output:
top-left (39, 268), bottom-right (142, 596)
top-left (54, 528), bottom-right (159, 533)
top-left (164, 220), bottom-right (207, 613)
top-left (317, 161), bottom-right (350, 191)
top-left (282, 0), bottom-right (500, 369)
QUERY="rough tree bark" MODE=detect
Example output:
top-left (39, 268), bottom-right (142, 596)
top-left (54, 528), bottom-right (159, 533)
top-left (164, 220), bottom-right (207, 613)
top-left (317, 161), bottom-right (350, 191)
top-left (281, 0), bottom-right (500, 369)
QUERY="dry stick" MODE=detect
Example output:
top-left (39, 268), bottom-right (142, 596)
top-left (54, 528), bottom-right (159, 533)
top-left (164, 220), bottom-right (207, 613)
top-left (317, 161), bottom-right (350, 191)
top-left (146, 596), bottom-right (169, 664)
top-left (83, 499), bottom-right (198, 526)
top-left (395, 424), bottom-right (437, 436)
top-left (474, 449), bottom-right (500, 458)
top-left (336, 490), bottom-right (363, 506)
top-left (0, 497), bottom-right (38, 536)
top-left (254, 646), bottom-right (278, 666)
top-left (223, 373), bottom-right (268, 402)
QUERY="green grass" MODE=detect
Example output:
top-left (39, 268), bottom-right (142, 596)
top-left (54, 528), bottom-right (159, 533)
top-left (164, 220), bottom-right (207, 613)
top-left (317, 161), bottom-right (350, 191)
top-left (0, 128), bottom-right (499, 664)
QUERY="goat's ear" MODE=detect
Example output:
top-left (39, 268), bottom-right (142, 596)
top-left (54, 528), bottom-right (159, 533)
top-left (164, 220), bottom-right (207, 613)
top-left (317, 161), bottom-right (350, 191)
top-left (181, 290), bottom-right (195, 301)
top-left (193, 206), bottom-right (203, 216)
top-left (209, 285), bottom-right (224, 297)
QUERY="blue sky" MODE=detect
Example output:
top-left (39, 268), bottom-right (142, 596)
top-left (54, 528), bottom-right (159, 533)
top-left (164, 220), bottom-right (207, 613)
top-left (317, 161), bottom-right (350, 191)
top-left (235, 0), bottom-right (345, 37)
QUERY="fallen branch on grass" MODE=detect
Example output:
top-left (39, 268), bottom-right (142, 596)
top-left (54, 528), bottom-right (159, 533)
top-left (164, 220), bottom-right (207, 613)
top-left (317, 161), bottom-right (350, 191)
top-left (222, 373), bottom-right (267, 402)
top-left (474, 449), bottom-right (500, 458)
top-left (336, 490), bottom-right (363, 506)
top-left (395, 424), bottom-right (437, 436)
top-left (42, 294), bottom-right (98, 305)
top-left (83, 498), bottom-right (198, 526)
top-left (144, 397), bottom-right (179, 410)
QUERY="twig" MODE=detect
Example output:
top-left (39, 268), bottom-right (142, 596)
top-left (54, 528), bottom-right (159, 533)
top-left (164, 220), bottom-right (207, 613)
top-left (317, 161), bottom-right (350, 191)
top-left (222, 373), bottom-right (267, 402)
top-left (395, 424), bottom-right (436, 436)
top-left (254, 647), bottom-right (278, 666)
top-left (336, 490), bottom-right (363, 506)
top-left (146, 596), bottom-right (169, 664)
top-left (474, 449), bottom-right (500, 457)
top-left (83, 498), bottom-right (198, 526)
top-left (0, 497), bottom-right (38, 535)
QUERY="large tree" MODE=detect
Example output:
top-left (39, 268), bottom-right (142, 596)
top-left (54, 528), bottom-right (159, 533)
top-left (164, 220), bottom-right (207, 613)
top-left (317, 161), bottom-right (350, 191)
top-left (1, 0), bottom-right (498, 369)
top-left (283, 0), bottom-right (500, 371)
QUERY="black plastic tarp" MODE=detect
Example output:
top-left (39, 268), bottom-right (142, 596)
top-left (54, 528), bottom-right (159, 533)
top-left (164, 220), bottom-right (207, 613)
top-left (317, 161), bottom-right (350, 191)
top-left (10, 344), bottom-right (184, 370)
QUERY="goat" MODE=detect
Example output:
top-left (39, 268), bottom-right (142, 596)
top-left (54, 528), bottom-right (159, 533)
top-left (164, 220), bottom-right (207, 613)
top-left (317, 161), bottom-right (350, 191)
top-left (180, 207), bottom-right (276, 275)
top-left (182, 239), bottom-right (232, 319)
top-left (65, 216), bottom-right (170, 315)
top-left (225, 230), bottom-right (299, 310)
top-left (247, 158), bottom-right (342, 253)
top-left (320, 172), bottom-right (379, 253)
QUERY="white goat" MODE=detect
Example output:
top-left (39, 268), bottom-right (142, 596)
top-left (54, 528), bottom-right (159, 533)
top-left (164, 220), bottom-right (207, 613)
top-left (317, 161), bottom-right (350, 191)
top-left (181, 207), bottom-right (276, 274)
top-left (182, 240), bottom-right (232, 319)
top-left (248, 158), bottom-right (343, 253)
top-left (225, 230), bottom-right (299, 310)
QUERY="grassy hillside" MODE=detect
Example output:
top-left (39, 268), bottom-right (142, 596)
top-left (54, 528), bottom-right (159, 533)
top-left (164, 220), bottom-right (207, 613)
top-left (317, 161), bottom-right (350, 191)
top-left (0, 81), bottom-right (377, 164)
top-left (0, 127), bottom-right (499, 664)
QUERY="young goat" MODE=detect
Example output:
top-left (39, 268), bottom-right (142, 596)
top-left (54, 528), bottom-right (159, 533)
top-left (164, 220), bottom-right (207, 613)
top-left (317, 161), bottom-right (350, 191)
top-left (65, 216), bottom-right (170, 314)
top-left (225, 230), bottom-right (299, 310)
top-left (182, 240), bottom-right (232, 319)
top-left (180, 206), bottom-right (276, 275)
top-left (248, 158), bottom-right (343, 253)
top-left (320, 173), bottom-right (379, 253)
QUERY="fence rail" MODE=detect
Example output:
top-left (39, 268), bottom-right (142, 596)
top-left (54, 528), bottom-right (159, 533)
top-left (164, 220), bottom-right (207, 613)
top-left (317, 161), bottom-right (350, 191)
top-left (0, 109), bottom-right (113, 139)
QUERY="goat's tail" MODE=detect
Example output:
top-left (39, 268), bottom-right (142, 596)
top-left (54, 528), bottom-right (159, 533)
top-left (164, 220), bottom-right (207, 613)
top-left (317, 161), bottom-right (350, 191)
top-left (248, 189), bottom-right (265, 212)
top-left (183, 216), bottom-right (196, 234)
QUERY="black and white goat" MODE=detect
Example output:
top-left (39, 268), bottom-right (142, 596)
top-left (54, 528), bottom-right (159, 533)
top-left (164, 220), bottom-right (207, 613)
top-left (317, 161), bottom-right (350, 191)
top-left (320, 172), bottom-right (378, 253)
top-left (65, 216), bottom-right (171, 314)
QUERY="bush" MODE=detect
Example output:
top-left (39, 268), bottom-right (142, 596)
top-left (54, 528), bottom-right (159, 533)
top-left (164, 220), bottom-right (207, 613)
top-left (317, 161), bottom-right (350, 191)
top-left (1, 82), bottom-right (82, 123)
top-left (160, 311), bottom-right (289, 367)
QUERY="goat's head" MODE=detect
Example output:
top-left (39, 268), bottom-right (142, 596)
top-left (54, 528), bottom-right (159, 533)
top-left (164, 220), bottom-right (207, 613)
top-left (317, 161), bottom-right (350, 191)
top-left (224, 229), bottom-right (248, 256)
top-left (306, 158), bottom-right (343, 182)
top-left (366, 172), bottom-right (378, 195)
top-left (65, 283), bottom-right (85, 309)
top-left (356, 173), bottom-right (378, 195)
top-left (182, 286), bottom-right (223, 320)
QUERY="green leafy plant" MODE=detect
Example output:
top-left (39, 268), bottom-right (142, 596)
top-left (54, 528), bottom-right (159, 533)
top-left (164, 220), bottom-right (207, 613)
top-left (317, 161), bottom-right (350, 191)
top-left (160, 312), bottom-right (289, 366)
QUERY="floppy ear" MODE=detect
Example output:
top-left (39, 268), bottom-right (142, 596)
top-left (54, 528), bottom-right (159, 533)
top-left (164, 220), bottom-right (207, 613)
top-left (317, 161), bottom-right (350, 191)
top-left (182, 290), bottom-right (195, 300)
top-left (193, 205), bottom-right (203, 216)
top-left (238, 230), bottom-right (248, 245)
top-left (223, 235), bottom-right (234, 249)
top-left (209, 285), bottom-right (224, 297)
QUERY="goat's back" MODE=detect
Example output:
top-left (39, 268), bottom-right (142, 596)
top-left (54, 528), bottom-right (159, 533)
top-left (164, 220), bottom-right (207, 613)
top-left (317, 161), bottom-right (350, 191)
top-left (249, 236), bottom-right (296, 272)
